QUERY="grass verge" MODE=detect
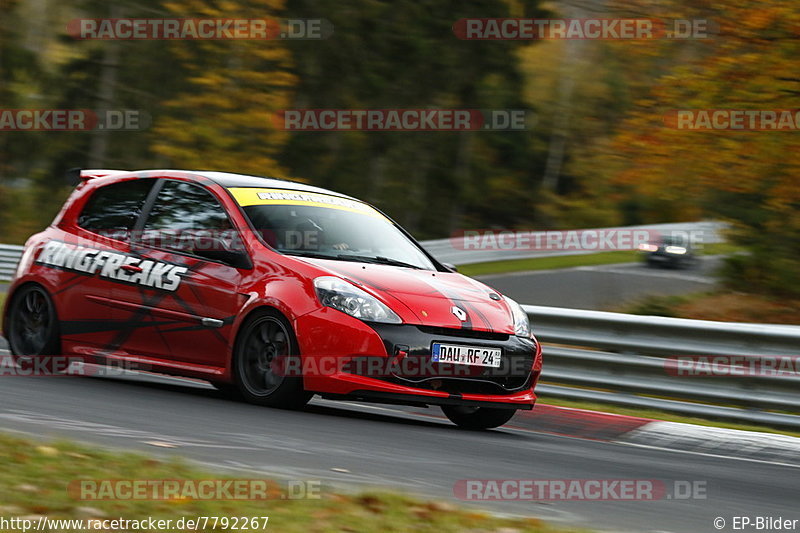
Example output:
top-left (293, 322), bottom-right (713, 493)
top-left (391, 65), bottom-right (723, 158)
top-left (460, 251), bottom-right (637, 277)
top-left (538, 396), bottom-right (800, 438)
top-left (459, 243), bottom-right (736, 277)
top-left (620, 291), bottom-right (800, 324)
top-left (0, 433), bottom-right (586, 533)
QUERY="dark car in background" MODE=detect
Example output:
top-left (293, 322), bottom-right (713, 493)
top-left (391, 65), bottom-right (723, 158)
top-left (639, 235), bottom-right (698, 269)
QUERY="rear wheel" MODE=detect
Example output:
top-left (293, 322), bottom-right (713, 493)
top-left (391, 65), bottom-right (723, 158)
top-left (441, 405), bottom-right (517, 430)
top-left (231, 310), bottom-right (311, 409)
top-left (6, 285), bottom-right (62, 371)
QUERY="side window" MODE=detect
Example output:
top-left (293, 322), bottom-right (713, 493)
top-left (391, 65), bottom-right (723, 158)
top-left (77, 179), bottom-right (154, 240)
top-left (141, 181), bottom-right (234, 254)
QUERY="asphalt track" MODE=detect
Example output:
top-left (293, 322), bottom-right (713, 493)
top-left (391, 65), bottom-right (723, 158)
top-left (0, 346), bottom-right (797, 533)
top-left (476, 257), bottom-right (721, 310)
top-left (2, 257), bottom-right (796, 533)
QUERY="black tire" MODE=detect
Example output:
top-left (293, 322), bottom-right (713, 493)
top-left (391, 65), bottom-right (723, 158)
top-left (231, 309), bottom-right (311, 409)
top-left (6, 284), bottom-right (62, 372)
top-left (441, 405), bottom-right (517, 430)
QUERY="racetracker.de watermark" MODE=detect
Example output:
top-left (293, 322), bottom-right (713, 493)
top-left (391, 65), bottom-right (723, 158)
top-left (68, 479), bottom-right (321, 500)
top-left (67, 18), bottom-right (332, 40)
top-left (453, 228), bottom-right (655, 251)
top-left (0, 109), bottom-right (149, 131)
top-left (665, 109), bottom-right (800, 131)
top-left (267, 354), bottom-right (537, 379)
top-left (453, 18), bottom-right (714, 40)
top-left (454, 479), bottom-right (707, 501)
top-left (451, 229), bottom-right (706, 251)
top-left (275, 109), bottom-right (531, 131)
top-left (665, 356), bottom-right (800, 377)
top-left (0, 517), bottom-right (270, 533)
top-left (0, 355), bottom-right (149, 377)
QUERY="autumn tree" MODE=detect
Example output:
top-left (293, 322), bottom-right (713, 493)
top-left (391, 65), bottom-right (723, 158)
top-left (280, 0), bottom-right (546, 237)
top-left (151, 0), bottom-right (295, 177)
top-left (602, 0), bottom-right (800, 295)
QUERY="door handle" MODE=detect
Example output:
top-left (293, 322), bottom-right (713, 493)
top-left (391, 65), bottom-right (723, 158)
top-left (120, 264), bottom-right (143, 273)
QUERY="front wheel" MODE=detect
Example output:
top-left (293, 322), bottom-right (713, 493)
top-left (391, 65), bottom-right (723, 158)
top-left (231, 310), bottom-right (311, 409)
top-left (441, 405), bottom-right (517, 430)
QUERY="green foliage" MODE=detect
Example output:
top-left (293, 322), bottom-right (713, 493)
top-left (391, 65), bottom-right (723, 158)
top-left (622, 294), bottom-right (687, 318)
top-left (279, 0), bottom-right (546, 237)
top-left (458, 250), bottom-right (639, 277)
top-left (1, 0), bottom-right (797, 303)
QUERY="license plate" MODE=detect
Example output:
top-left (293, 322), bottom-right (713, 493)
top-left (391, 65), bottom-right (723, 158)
top-left (431, 343), bottom-right (502, 368)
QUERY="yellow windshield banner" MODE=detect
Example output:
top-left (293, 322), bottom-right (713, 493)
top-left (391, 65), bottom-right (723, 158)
top-left (228, 188), bottom-right (386, 219)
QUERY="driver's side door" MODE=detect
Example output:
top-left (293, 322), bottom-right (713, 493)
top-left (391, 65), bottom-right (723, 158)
top-left (111, 179), bottom-right (247, 371)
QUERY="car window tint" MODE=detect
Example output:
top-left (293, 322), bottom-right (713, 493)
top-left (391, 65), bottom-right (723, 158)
top-left (77, 179), bottom-right (154, 241)
top-left (142, 181), bottom-right (234, 253)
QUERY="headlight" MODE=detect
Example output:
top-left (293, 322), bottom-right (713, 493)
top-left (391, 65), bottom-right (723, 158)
top-left (664, 246), bottom-right (687, 254)
top-left (314, 276), bottom-right (401, 324)
top-left (504, 296), bottom-right (531, 338)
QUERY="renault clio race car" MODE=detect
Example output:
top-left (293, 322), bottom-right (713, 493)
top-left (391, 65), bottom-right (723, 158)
top-left (2, 170), bottom-right (542, 429)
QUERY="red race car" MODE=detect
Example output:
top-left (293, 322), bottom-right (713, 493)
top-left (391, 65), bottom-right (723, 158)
top-left (2, 170), bottom-right (542, 429)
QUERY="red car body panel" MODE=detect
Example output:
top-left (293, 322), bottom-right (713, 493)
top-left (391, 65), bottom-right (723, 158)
top-left (2, 170), bottom-right (542, 409)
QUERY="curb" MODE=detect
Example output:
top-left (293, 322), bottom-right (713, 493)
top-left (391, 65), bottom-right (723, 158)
top-left (514, 404), bottom-right (800, 465)
top-left (512, 404), bottom-right (652, 440)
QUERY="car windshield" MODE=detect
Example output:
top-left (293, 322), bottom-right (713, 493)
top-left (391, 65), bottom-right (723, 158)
top-left (661, 235), bottom-right (688, 247)
top-left (233, 189), bottom-right (436, 270)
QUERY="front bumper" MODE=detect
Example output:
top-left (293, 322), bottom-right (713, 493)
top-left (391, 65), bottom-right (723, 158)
top-left (366, 323), bottom-right (538, 395)
top-left (296, 308), bottom-right (541, 408)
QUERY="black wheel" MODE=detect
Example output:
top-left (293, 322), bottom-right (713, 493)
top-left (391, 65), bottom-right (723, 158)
top-left (6, 285), bottom-right (62, 370)
top-left (7, 284), bottom-right (61, 356)
top-left (441, 405), bottom-right (517, 430)
top-left (231, 309), bottom-right (311, 409)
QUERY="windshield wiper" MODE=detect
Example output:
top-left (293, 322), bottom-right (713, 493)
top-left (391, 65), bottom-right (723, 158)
top-left (337, 254), bottom-right (423, 269)
top-left (281, 250), bottom-right (339, 260)
top-left (283, 250), bottom-right (424, 270)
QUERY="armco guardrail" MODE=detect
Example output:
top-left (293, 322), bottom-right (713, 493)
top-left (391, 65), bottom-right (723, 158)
top-left (525, 305), bottom-right (800, 428)
top-left (0, 244), bottom-right (23, 282)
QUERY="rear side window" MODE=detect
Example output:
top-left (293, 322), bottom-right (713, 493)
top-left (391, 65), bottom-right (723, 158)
top-left (140, 180), bottom-right (234, 253)
top-left (77, 179), bottom-right (154, 240)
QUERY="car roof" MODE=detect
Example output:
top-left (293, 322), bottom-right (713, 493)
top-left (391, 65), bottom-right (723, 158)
top-left (93, 169), bottom-right (356, 200)
top-left (195, 171), bottom-right (352, 198)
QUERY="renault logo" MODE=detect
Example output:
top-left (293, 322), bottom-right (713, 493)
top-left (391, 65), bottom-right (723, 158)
top-left (451, 306), bottom-right (467, 321)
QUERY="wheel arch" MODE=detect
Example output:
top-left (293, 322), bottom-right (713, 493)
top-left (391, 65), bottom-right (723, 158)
top-left (222, 303), bottom-right (304, 383)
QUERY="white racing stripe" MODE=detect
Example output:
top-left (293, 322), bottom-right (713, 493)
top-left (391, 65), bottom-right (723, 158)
top-left (617, 420), bottom-right (800, 468)
top-left (0, 409), bottom-right (258, 450)
top-left (498, 424), bottom-right (800, 469)
top-left (575, 265), bottom-right (716, 283)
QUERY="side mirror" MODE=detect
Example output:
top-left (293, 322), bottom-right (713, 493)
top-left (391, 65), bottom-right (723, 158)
top-left (442, 262), bottom-right (458, 272)
top-left (192, 237), bottom-right (252, 269)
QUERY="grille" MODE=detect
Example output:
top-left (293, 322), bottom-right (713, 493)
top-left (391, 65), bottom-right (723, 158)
top-left (416, 326), bottom-right (509, 342)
